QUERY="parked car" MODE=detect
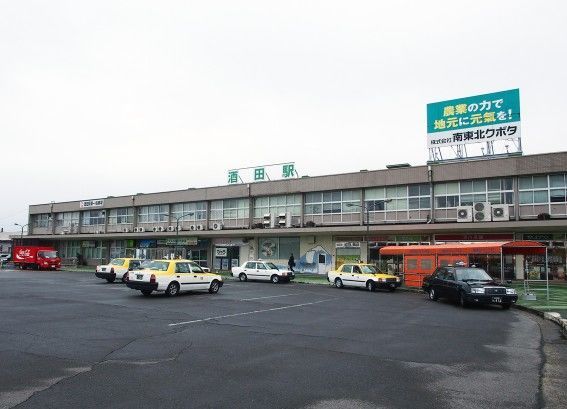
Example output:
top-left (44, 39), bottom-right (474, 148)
top-left (95, 258), bottom-right (143, 283)
top-left (422, 266), bottom-right (518, 309)
top-left (328, 263), bottom-right (401, 291)
top-left (232, 260), bottom-right (295, 283)
top-left (126, 259), bottom-right (223, 296)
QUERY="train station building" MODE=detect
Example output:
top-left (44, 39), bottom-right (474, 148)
top-left (23, 151), bottom-right (567, 281)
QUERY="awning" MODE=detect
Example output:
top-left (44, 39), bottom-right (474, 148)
top-left (379, 241), bottom-right (546, 256)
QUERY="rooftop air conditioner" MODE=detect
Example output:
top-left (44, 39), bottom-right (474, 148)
top-left (122, 227), bottom-right (131, 233)
top-left (167, 226), bottom-right (176, 232)
top-left (196, 224), bottom-right (204, 231)
top-left (176, 225), bottom-right (183, 231)
top-left (189, 224), bottom-right (197, 231)
top-left (138, 227), bottom-right (146, 233)
top-left (212, 222), bottom-right (223, 231)
top-left (152, 226), bottom-right (159, 232)
top-left (473, 202), bottom-right (491, 222)
top-left (492, 205), bottom-right (510, 222)
top-left (456, 206), bottom-right (473, 223)
top-left (157, 226), bottom-right (165, 232)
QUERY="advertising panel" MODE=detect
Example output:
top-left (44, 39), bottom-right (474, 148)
top-left (427, 89), bottom-right (520, 148)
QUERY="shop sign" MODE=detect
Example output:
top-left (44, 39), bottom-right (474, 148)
top-left (523, 234), bottom-right (557, 241)
top-left (80, 199), bottom-right (104, 208)
top-left (81, 240), bottom-right (96, 248)
top-left (227, 162), bottom-right (298, 184)
top-left (138, 239), bottom-right (156, 248)
top-left (213, 238), bottom-right (246, 247)
top-left (336, 241), bottom-right (361, 248)
top-left (435, 233), bottom-right (514, 242)
top-left (215, 247), bottom-right (228, 257)
top-left (427, 89), bottom-right (520, 148)
top-left (157, 238), bottom-right (198, 246)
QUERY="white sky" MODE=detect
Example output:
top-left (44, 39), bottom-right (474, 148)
top-left (2, 0), bottom-right (567, 229)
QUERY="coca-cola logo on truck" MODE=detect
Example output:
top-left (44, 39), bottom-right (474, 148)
top-left (16, 249), bottom-right (31, 260)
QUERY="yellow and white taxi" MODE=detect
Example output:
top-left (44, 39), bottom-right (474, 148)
top-left (126, 259), bottom-right (223, 297)
top-left (95, 258), bottom-right (143, 283)
top-left (328, 263), bottom-right (401, 292)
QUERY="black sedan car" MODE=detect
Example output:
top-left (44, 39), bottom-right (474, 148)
top-left (422, 266), bottom-right (518, 309)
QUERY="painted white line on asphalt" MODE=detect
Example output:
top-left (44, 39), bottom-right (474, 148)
top-left (168, 299), bottom-right (335, 327)
top-left (240, 293), bottom-right (301, 301)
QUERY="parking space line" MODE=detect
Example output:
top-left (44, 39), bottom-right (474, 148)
top-left (168, 299), bottom-right (335, 327)
top-left (240, 293), bottom-right (302, 301)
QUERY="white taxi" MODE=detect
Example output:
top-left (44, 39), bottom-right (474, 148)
top-left (231, 260), bottom-right (295, 283)
top-left (126, 259), bottom-right (223, 297)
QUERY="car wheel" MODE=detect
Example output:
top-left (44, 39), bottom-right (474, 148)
top-left (459, 292), bottom-right (468, 308)
top-left (106, 277), bottom-right (115, 283)
top-left (388, 287), bottom-right (396, 292)
top-left (239, 273), bottom-right (247, 282)
top-left (271, 275), bottom-right (279, 284)
top-left (165, 282), bottom-right (180, 297)
top-left (141, 290), bottom-right (152, 296)
top-left (334, 278), bottom-right (343, 288)
top-left (502, 303), bottom-right (511, 310)
top-left (366, 281), bottom-right (376, 292)
top-left (209, 280), bottom-right (220, 294)
top-left (121, 273), bottom-right (128, 283)
top-left (428, 288), bottom-right (438, 301)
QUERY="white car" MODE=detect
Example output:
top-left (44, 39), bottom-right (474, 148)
top-left (232, 260), bottom-right (295, 284)
top-left (126, 259), bottom-right (223, 296)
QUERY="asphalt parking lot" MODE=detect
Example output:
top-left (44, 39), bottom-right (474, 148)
top-left (0, 269), bottom-right (563, 409)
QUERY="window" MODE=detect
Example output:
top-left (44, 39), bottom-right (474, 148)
top-left (341, 265), bottom-right (353, 273)
top-left (258, 237), bottom-right (300, 260)
top-left (519, 175), bottom-right (550, 204)
top-left (435, 179), bottom-right (513, 208)
top-left (434, 182), bottom-right (459, 209)
top-left (245, 262), bottom-right (256, 269)
top-left (82, 210), bottom-right (105, 226)
top-left (254, 194), bottom-right (301, 218)
top-left (108, 208), bottom-right (134, 225)
top-left (33, 214), bottom-right (51, 228)
top-left (171, 202), bottom-right (207, 222)
top-left (365, 184), bottom-right (430, 211)
top-left (304, 190), bottom-right (361, 215)
top-left (56, 212), bottom-right (80, 228)
top-left (210, 199), bottom-right (249, 220)
top-left (189, 262), bottom-right (204, 273)
top-left (138, 205), bottom-right (169, 223)
top-left (176, 263), bottom-right (190, 273)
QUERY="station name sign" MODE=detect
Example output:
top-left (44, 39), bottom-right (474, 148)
top-left (80, 199), bottom-right (104, 208)
top-left (427, 89), bottom-right (521, 148)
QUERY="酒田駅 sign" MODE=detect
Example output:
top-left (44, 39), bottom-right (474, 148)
top-left (427, 89), bottom-right (520, 148)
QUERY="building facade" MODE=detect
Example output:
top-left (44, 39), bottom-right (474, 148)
top-left (25, 152), bottom-right (567, 281)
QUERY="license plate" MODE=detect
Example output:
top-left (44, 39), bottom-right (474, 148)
top-left (492, 297), bottom-right (502, 303)
top-left (136, 274), bottom-right (143, 280)
top-left (101, 268), bottom-right (106, 272)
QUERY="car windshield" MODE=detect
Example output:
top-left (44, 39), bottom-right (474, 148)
top-left (455, 268), bottom-right (492, 281)
top-left (266, 262), bottom-right (278, 270)
top-left (149, 261), bottom-right (170, 271)
top-left (38, 251), bottom-right (57, 259)
top-left (110, 259), bottom-right (125, 266)
top-left (360, 265), bottom-right (378, 274)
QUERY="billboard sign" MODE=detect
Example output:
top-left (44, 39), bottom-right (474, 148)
top-left (427, 89), bottom-right (520, 148)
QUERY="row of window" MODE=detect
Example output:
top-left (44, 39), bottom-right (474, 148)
top-left (33, 174), bottom-right (567, 227)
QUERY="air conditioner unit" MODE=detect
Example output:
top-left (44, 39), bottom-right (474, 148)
top-left (138, 226), bottom-right (146, 233)
top-left (473, 202), bottom-right (491, 222)
top-left (189, 224), bottom-right (197, 231)
top-left (122, 227), bottom-right (131, 233)
top-left (196, 224), bottom-right (204, 231)
top-left (152, 226), bottom-right (159, 232)
top-left (262, 213), bottom-right (275, 228)
top-left (167, 226), bottom-right (176, 232)
top-left (212, 222), bottom-right (223, 231)
top-left (456, 206), bottom-right (473, 223)
top-left (492, 205), bottom-right (510, 222)
top-left (95, 230), bottom-right (103, 234)
top-left (157, 226), bottom-right (165, 232)
top-left (176, 225), bottom-right (183, 231)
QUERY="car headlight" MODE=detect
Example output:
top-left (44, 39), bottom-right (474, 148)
top-left (471, 288), bottom-right (485, 294)
top-left (506, 288), bottom-right (517, 295)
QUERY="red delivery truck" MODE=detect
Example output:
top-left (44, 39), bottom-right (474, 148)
top-left (13, 246), bottom-right (61, 270)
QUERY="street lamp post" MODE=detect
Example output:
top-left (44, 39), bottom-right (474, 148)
top-left (174, 212), bottom-right (194, 258)
top-left (14, 223), bottom-right (29, 245)
top-left (346, 199), bottom-right (391, 264)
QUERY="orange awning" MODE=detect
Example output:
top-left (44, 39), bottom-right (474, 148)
top-left (379, 241), bottom-right (546, 256)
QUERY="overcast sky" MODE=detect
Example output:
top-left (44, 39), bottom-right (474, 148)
top-left (2, 0), bottom-right (566, 230)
